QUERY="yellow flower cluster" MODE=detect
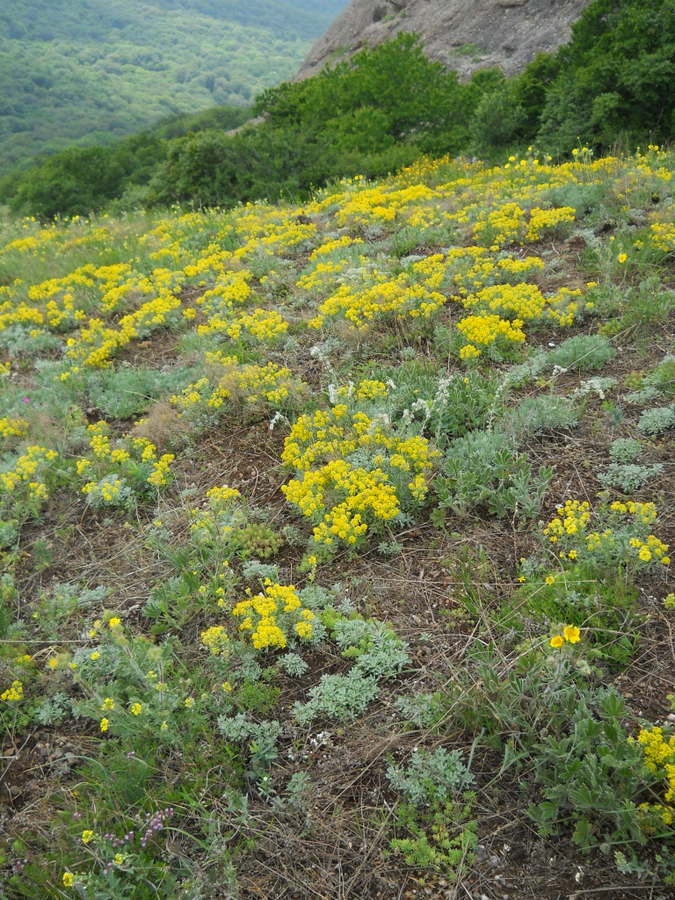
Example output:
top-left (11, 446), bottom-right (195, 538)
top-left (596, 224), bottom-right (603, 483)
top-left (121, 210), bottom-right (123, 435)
top-left (608, 500), bottom-right (657, 525)
top-left (206, 484), bottom-right (241, 506)
top-left (296, 255), bottom-right (356, 293)
top-left (0, 417), bottom-right (29, 440)
top-left (198, 307), bottom-right (289, 342)
top-left (64, 287), bottom-right (182, 370)
top-left (76, 422), bottom-right (175, 502)
top-left (1, 679), bottom-right (24, 701)
top-left (309, 276), bottom-right (445, 330)
top-left (0, 445), bottom-right (58, 511)
top-left (147, 453), bottom-right (175, 487)
top-left (549, 625), bottom-right (581, 648)
top-left (543, 497), bottom-right (669, 569)
top-left (650, 222), bottom-right (675, 253)
top-left (200, 624), bottom-right (230, 655)
top-left (309, 235), bottom-right (361, 258)
top-left (460, 282), bottom-right (582, 326)
top-left (171, 354), bottom-right (304, 419)
top-left (456, 313), bottom-right (526, 357)
top-left (544, 499), bottom-right (592, 542)
top-left (472, 202), bottom-right (576, 248)
top-left (315, 183), bottom-right (438, 228)
top-left (627, 534), bottom-right (670, 565)
top-left (355, 379), bottom-right (389, 400)
top-left (189, 483), bottom-right (244, 547)
top-left (82, 474), bottom-right (126, 505)
top-left (636, 726), bottom-right (675, 825)
top-left (281, 402), bottom-right (438, 549)
top-left (232, 580), bottom-right (315, 650)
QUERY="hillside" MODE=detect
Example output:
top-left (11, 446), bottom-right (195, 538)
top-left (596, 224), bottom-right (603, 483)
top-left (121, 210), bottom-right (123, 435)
top-left (0, 146), bottom-right (673, 895)
top-left (0, 0), bottom-right (347, 171)
top-left (297, 0), bottom-right (592, 80)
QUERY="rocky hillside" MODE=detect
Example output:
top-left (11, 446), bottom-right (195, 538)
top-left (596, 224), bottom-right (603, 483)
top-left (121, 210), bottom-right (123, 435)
top-left (297, 0), bottom-right (591, 80)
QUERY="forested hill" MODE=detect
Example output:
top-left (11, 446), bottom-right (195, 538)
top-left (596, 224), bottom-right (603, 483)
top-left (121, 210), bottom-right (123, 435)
top-left (0, 0), bottom-right (347, 171)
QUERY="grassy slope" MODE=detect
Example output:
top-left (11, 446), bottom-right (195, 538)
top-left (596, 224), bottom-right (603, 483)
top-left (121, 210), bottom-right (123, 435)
top-left (0, 148), bottom-right (673, 896)
top-left (0, 0), bottom-right (346, 172)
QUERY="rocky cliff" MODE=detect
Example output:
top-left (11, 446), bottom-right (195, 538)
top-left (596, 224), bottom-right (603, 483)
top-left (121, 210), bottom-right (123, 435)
top-left (296, 0), bottom-right (592, 80)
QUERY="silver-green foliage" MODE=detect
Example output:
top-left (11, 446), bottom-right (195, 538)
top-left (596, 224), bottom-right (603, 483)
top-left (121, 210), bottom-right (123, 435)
top-left (503, 394), bottom-right (578, 440)
top-left (293, 620), bottom-right (409, 724)
top-left (549, 334), bottom-right (616, 372)
top-left (598, 462), bottom-right (664, 493)
top-left (437, 429), bottom-right (552, 518)
top-left (386, 748), bottom-right (474, 806)
top-left (638, 405), bottom-right (675, 435)
top-left (609, 438), bottom-right (642, 463)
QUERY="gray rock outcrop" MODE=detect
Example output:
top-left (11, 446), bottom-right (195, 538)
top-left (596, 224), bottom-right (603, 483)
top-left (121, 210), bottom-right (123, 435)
top-left (296, 0), bottom-right (592, 81)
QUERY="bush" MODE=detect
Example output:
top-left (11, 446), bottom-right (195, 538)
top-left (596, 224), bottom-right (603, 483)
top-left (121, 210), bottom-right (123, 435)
top-left (436, 429), bottom-right (551, 518)
top-left (537, 0), bottom-right (675, 152)
top-left (549, 334), bottom-right (615, 371)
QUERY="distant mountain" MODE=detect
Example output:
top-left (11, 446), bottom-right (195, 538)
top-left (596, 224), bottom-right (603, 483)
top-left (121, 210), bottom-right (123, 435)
top-left (297, 0), bottom-right (591, 81)
top-left (0, 0), bottom-right (347, 171)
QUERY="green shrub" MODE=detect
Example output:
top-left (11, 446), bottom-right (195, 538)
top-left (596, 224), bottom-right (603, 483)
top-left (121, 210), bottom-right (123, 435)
top-left (536, 0), bottom-right (675, 153)
top-left (549, 334), bottom-right (615, 371)
top-left (436, 429), bottom-right (551, 518)
top-left (609, 437), bottom-right (642, 463)
top-left (638, 405), bottom-right (675, 435)
top-left (529, 691), bottom-right (673, 863)
top-left (598, 462), bottom-right (664, 492)
top-left (386, 748), bottom-right (474, 805)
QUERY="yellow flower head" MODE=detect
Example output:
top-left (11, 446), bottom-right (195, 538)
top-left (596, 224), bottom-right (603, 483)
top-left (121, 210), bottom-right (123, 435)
top-left (63, 872), bottom-right (75, 887)
top-left (549, 634), bottom-right (564, 649)
top-left (100, 717), bottom-right (109, 732)
top-left (563, 624), bottom-right (581, 644)
top-left (81, 829), bottom-right (94, 844)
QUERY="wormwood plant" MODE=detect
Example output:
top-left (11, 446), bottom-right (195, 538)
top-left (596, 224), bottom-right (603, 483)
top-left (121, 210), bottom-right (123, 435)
top-left (502, 394), bottom-right (578, 440)
top-left (548, 333), bottom-right (616, 372)
top-left (386, 748), bottom-right (477, 878)
top-left (292, 616), bottom-right (410, 724)
top-left (85, 364), bottom-right (194, 420)
top-left (598, 462), bottom-right (664, 493)
top-left (638, 404), bottom-right (675, 436)
top-left (436, 428), bottom-right (551, 518)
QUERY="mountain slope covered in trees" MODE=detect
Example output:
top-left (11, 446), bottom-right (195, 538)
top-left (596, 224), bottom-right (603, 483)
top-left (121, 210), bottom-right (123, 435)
top-left (3, 0), bottom-right (672, 221)
top-left (0, 0), bottom-right (346, 171)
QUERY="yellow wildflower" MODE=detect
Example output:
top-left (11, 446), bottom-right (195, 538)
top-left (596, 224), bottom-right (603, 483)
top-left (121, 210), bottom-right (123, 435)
top-left (563, 625), bottom-right (581, 644)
